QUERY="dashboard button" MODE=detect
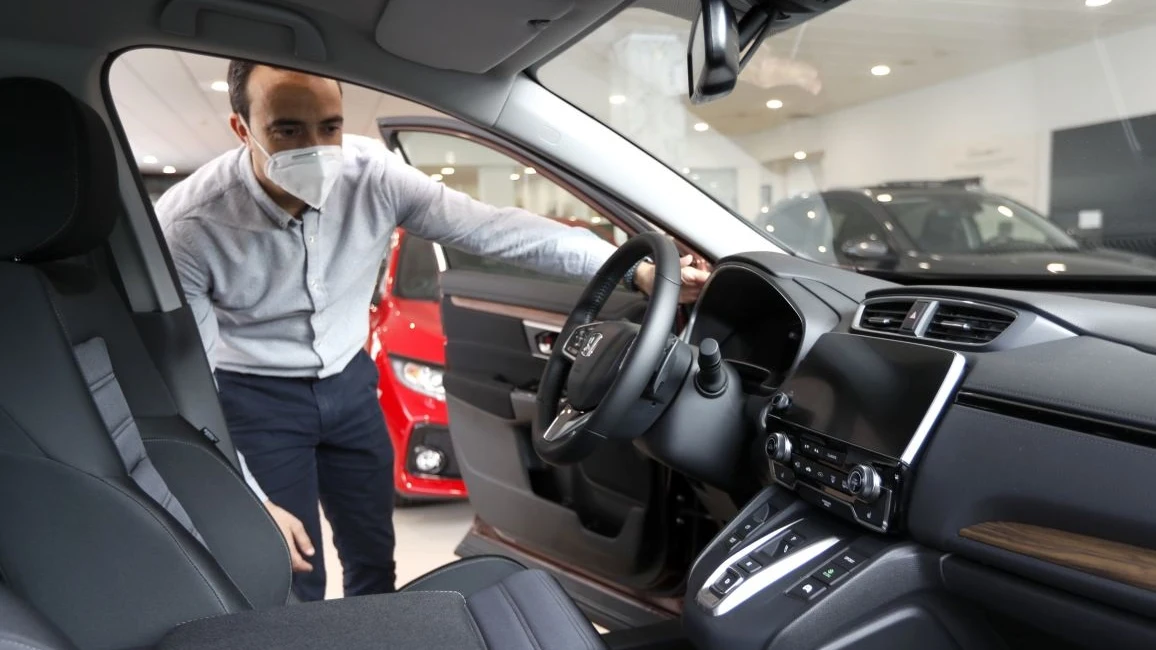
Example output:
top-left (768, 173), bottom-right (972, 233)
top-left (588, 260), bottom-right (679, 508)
top-left (820, 448), bottom-right (845, 465)
top-left (773, 463), bottom-right (795, 485)
top-left (736, 517), bottom-right (761, 539)
top-left (801, 461), bottom-right (816, 478)
top-left (737, 556), bottom-right (763, 575)
top-left (724, 533), bottom-right (744, 549)
top-left (798, 484), bottom-right (856, 520)
top-left (812, 563), bottom-right (848, 585)
top-left (800, 441), bottom-right (817, 456)
top-left (791, 458), bottom-right (804, 472)
top-left (824, 470), bottom-right (845, 491)
top-left (711, 569), bottom-right (742, 597)
top-left (852, 497), bottom-right (889, 529)
top-left (787, 577), bottom-right (826, 601)
top-left (835, 550), bottom-right (868, 572)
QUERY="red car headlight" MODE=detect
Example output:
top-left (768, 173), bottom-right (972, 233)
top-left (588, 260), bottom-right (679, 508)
top-left (389, 357), bottom-right (446, 401)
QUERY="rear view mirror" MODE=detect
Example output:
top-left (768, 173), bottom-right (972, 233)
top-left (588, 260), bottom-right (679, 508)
top-left (687, 0), bottom-right (739, 104)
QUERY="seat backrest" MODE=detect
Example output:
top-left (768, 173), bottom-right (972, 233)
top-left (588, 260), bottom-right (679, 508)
top-left (0, 78), bottom-right (291, 650)
top-left (0, 583), bottom-right (78, 650)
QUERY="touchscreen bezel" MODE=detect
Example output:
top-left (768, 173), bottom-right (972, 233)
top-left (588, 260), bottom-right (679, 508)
top-left (779, 333), bottom-right (967, 465)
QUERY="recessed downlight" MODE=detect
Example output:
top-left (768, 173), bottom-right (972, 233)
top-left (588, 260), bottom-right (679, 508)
top-left (871, 64), bottom-right (892, 77)
top-left (766, 99), bottom-right (783, 110)
top-left (162, 165), bottom-right (176, 174)
top-left (794, 151), bottom-right (808, 160)
top-left (440, 167), bottom-right (455, 175)
top-left (693, 122), bottom-right (710, 132)
top-left (1085, 0), bottom-right (1112, 6)
top-left (210, 80), bottom-right (229, 92)
top-left (142, 155), bottom-right (158, 164)
top-left (608, 94), bottom-right (627, 105)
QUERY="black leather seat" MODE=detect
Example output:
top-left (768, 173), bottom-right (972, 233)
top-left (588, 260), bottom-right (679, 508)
top-left (0, 77), bottom-right (606, 650)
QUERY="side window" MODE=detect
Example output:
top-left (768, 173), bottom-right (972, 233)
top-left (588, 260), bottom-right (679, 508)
top-left (394, 131), bottom-right (626, 282)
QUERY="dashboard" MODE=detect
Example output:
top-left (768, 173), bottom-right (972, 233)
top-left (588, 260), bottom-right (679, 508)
top-left (673, 251), bottom-right (1156, 650)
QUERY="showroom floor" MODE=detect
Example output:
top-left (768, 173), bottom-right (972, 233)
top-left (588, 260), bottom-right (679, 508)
top-left (319, 501), bottom-right (475, 599)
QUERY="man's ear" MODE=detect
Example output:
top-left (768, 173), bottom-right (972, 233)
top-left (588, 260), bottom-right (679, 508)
top-left (228, 113), bottom-right (248, 144)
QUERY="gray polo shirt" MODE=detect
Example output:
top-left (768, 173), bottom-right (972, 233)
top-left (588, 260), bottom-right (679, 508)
top-left (157, 135), bottom-right (615, 380)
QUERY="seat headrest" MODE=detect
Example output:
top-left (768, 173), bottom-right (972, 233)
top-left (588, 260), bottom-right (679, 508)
top-left (0, 78), bottom-right (120, 262)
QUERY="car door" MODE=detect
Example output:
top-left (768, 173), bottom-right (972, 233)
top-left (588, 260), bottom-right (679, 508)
top-left (378, 117), bottom-right (698, 619)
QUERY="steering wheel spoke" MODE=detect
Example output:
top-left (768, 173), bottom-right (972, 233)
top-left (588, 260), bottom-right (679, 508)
top-left (541, 402), bottom-right (592, 442)
top-left (560, 322), bottom-right (604, 361)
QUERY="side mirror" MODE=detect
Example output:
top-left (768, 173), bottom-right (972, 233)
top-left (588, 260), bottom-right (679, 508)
top-left (687, 0), bottom-right (739, 104)
top-left (841, 238), bottom-right (893, 260)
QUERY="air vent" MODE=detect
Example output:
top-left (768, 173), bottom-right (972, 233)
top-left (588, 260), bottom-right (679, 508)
top-left (924, 303), bottom-right (1015, 345)
top-left (857, 299), bottom-right (915, 334)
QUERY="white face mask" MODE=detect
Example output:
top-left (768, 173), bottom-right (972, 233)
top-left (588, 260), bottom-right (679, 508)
top-left (245, 122), bottom-right (343, 209)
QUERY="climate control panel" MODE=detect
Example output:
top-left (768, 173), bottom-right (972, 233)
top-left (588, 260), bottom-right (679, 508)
top-left (760, 398), bottom-right (908, 534)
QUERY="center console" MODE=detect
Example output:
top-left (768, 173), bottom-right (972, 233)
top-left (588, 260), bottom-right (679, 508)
top-left (683, 333), bottom-right (987, 650)
top-left (763, 332), bottom-right (966, 534)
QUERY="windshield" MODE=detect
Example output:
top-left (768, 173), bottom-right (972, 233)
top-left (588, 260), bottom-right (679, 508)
top-left (539, 0), bottom-right (1156, 278)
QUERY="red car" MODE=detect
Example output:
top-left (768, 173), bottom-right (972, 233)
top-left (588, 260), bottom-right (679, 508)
top-left (368, 223), bottom-right (618, 504)
top-left (367, 229), bottom-right (463, 504)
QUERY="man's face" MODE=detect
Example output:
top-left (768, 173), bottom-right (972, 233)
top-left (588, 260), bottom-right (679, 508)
top-left (232, 66), bottom-right (344, 172)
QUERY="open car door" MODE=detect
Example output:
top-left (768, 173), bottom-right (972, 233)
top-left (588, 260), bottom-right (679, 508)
top-left (379, 117), bottom-right (698, 628)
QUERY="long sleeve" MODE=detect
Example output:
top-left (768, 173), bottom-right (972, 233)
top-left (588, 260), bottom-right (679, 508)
top-left (386, 154), bottom-right (616, 280)
top-left (161, 220), bottom-right (221, 371)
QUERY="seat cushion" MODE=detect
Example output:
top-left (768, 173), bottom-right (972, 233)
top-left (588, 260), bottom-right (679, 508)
top-left (399, 555), bottom-right (526, 597)
top-left (466, 569), bottom-right (606, 650)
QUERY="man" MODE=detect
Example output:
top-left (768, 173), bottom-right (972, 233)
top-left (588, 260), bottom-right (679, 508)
top-left (156, 60), bottom-right (708, 602)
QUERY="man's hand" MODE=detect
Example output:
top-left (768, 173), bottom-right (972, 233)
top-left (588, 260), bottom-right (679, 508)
top-left (634, 255), bottom-right (711, 304)
top-left (264, 500), bottom-right (315, 573)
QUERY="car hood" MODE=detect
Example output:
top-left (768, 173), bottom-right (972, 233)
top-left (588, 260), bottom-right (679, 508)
top-left (895, 249), bottom-right (1156, 276)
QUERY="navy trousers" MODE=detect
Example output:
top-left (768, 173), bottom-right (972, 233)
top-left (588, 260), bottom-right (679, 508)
top-left (216, 351), bottom-right (396, 601)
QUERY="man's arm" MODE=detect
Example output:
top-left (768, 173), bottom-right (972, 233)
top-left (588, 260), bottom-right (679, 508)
top-left (386, 156), bottom-right (616, 280)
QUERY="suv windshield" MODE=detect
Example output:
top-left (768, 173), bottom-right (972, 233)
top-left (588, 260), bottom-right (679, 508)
top-left (540, 0), bottom-right (1156, 279)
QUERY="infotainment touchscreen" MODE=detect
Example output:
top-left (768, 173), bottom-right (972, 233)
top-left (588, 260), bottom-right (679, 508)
top-left (778, 332), bottom-right (966, 462)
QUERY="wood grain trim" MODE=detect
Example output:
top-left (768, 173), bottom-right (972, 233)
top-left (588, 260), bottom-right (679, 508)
top-left (449, 296), bottom-right (567, 328)
top-left (960, 522), bottom-right (1156, 591)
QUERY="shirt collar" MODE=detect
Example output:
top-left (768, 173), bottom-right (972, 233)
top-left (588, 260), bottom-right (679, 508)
top-left (237, 147), bottom-right (297, 229)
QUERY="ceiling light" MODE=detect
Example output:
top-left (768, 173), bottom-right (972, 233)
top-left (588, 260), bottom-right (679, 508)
top-left (871, 64), bottom-right (892, 77)
top-left (210, 80), bottom-right (229, 92)
top-left (1085, 0), bottom-right (1112, 6)
top-left (817, 246), bottom-right (828, 253)
top-left (590, 216), bottom-right (604, 224)
top-left (765, 225), bottom-right (776, 233)
top-left (162, 165), bottom-right (176, 174)
top-left (430, 173), bottom-right (443, 182)
top-left (524, 167), bottom-right (536, 175)
top-left (997, 205), bottom-right (1014, 217)
top-left (608, 94), bottom-right (627, 105)
top-left (766, 99), bottom-right (783, 110)
top-left (794, 151), bottom-right (808, 160)
top-left (693, 122), bottom-right (710, 132)
top-left (877, 193), bottom-right (893, 202)
top-left (440, 167), bottom-right (455, 175)
top-left (141, 155), bottom-right (158, 164)
top-left (681, 167), bottom-right (691, 174)
top-left (807, 211), bottom-right (816, 219)
top-left (760, 206), bottom-right (770, 214)
top-left (1047, 262), bottom-right (1068, 274)
top-left (691, 174), bottom-right (700, 181)
top-left (918, 262), bottom-right (931, 270)
top-left (509, 173), bottom-right (520, 181)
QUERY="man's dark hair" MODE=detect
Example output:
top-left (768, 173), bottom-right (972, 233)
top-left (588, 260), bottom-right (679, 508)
top-left (227, 60), bottom-right (259, 122)
top-left (227, 59), bottom-right (343, 122)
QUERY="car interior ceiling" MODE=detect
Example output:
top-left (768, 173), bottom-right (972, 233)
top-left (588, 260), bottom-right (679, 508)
top-left (5, 0), bottom-right (1156, 650)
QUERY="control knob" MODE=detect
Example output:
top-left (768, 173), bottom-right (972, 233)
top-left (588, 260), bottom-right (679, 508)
top-left (765, 432), bottom-right (792, 463)
top-left (847, 464), bottom-right (882, 502)
top-left (769, 391), bottom-right (791, 413)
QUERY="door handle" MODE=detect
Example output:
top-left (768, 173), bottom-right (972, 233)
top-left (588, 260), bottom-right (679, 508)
top-left (535, 331), bottom-right (557, 356)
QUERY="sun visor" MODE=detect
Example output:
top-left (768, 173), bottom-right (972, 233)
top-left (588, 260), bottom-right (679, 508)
top-left (376, 0), bottom-right (575, 73)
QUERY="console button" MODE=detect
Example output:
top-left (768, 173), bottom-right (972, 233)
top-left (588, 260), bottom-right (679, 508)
top-left (787, 577), bottom-right (826, 601)
top-left (736, 517), bottom-right (760, 539)
top-left (737, 556), bottom-right (763, 575)
top-left (835, 550), bottom-right (868, 572)
top-left (775, 531), bottom-right (806, 557)
top-left (791, 458), bottom-right (804, 473)
top-left (813, 563), bottom-right (848, 585)
top-left (823, 469), bottom-right (845, 491)
top-left (797, 484), bottom-right (856, 519)
top-left (852, 497), bottom-right (889, 529)
top-left (773, 463), bottom-right (795, 485)
top-left (799, 440), bottom-right (818, 457)
top-left (800, 460), bottom-right (816, 479)
top-left (820, 447), bottom-right (845, 465)
top-left (724, 533), bottom-right (744, 549)
top-left (711, 569), bottom-right (742, 596)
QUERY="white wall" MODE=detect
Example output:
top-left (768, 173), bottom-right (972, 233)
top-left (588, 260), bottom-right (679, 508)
top-left (741, 23), bottom-right (1156, 214)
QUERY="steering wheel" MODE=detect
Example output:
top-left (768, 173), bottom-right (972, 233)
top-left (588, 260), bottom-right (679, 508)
top-left (533, 233), bottom-right (682, 465)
